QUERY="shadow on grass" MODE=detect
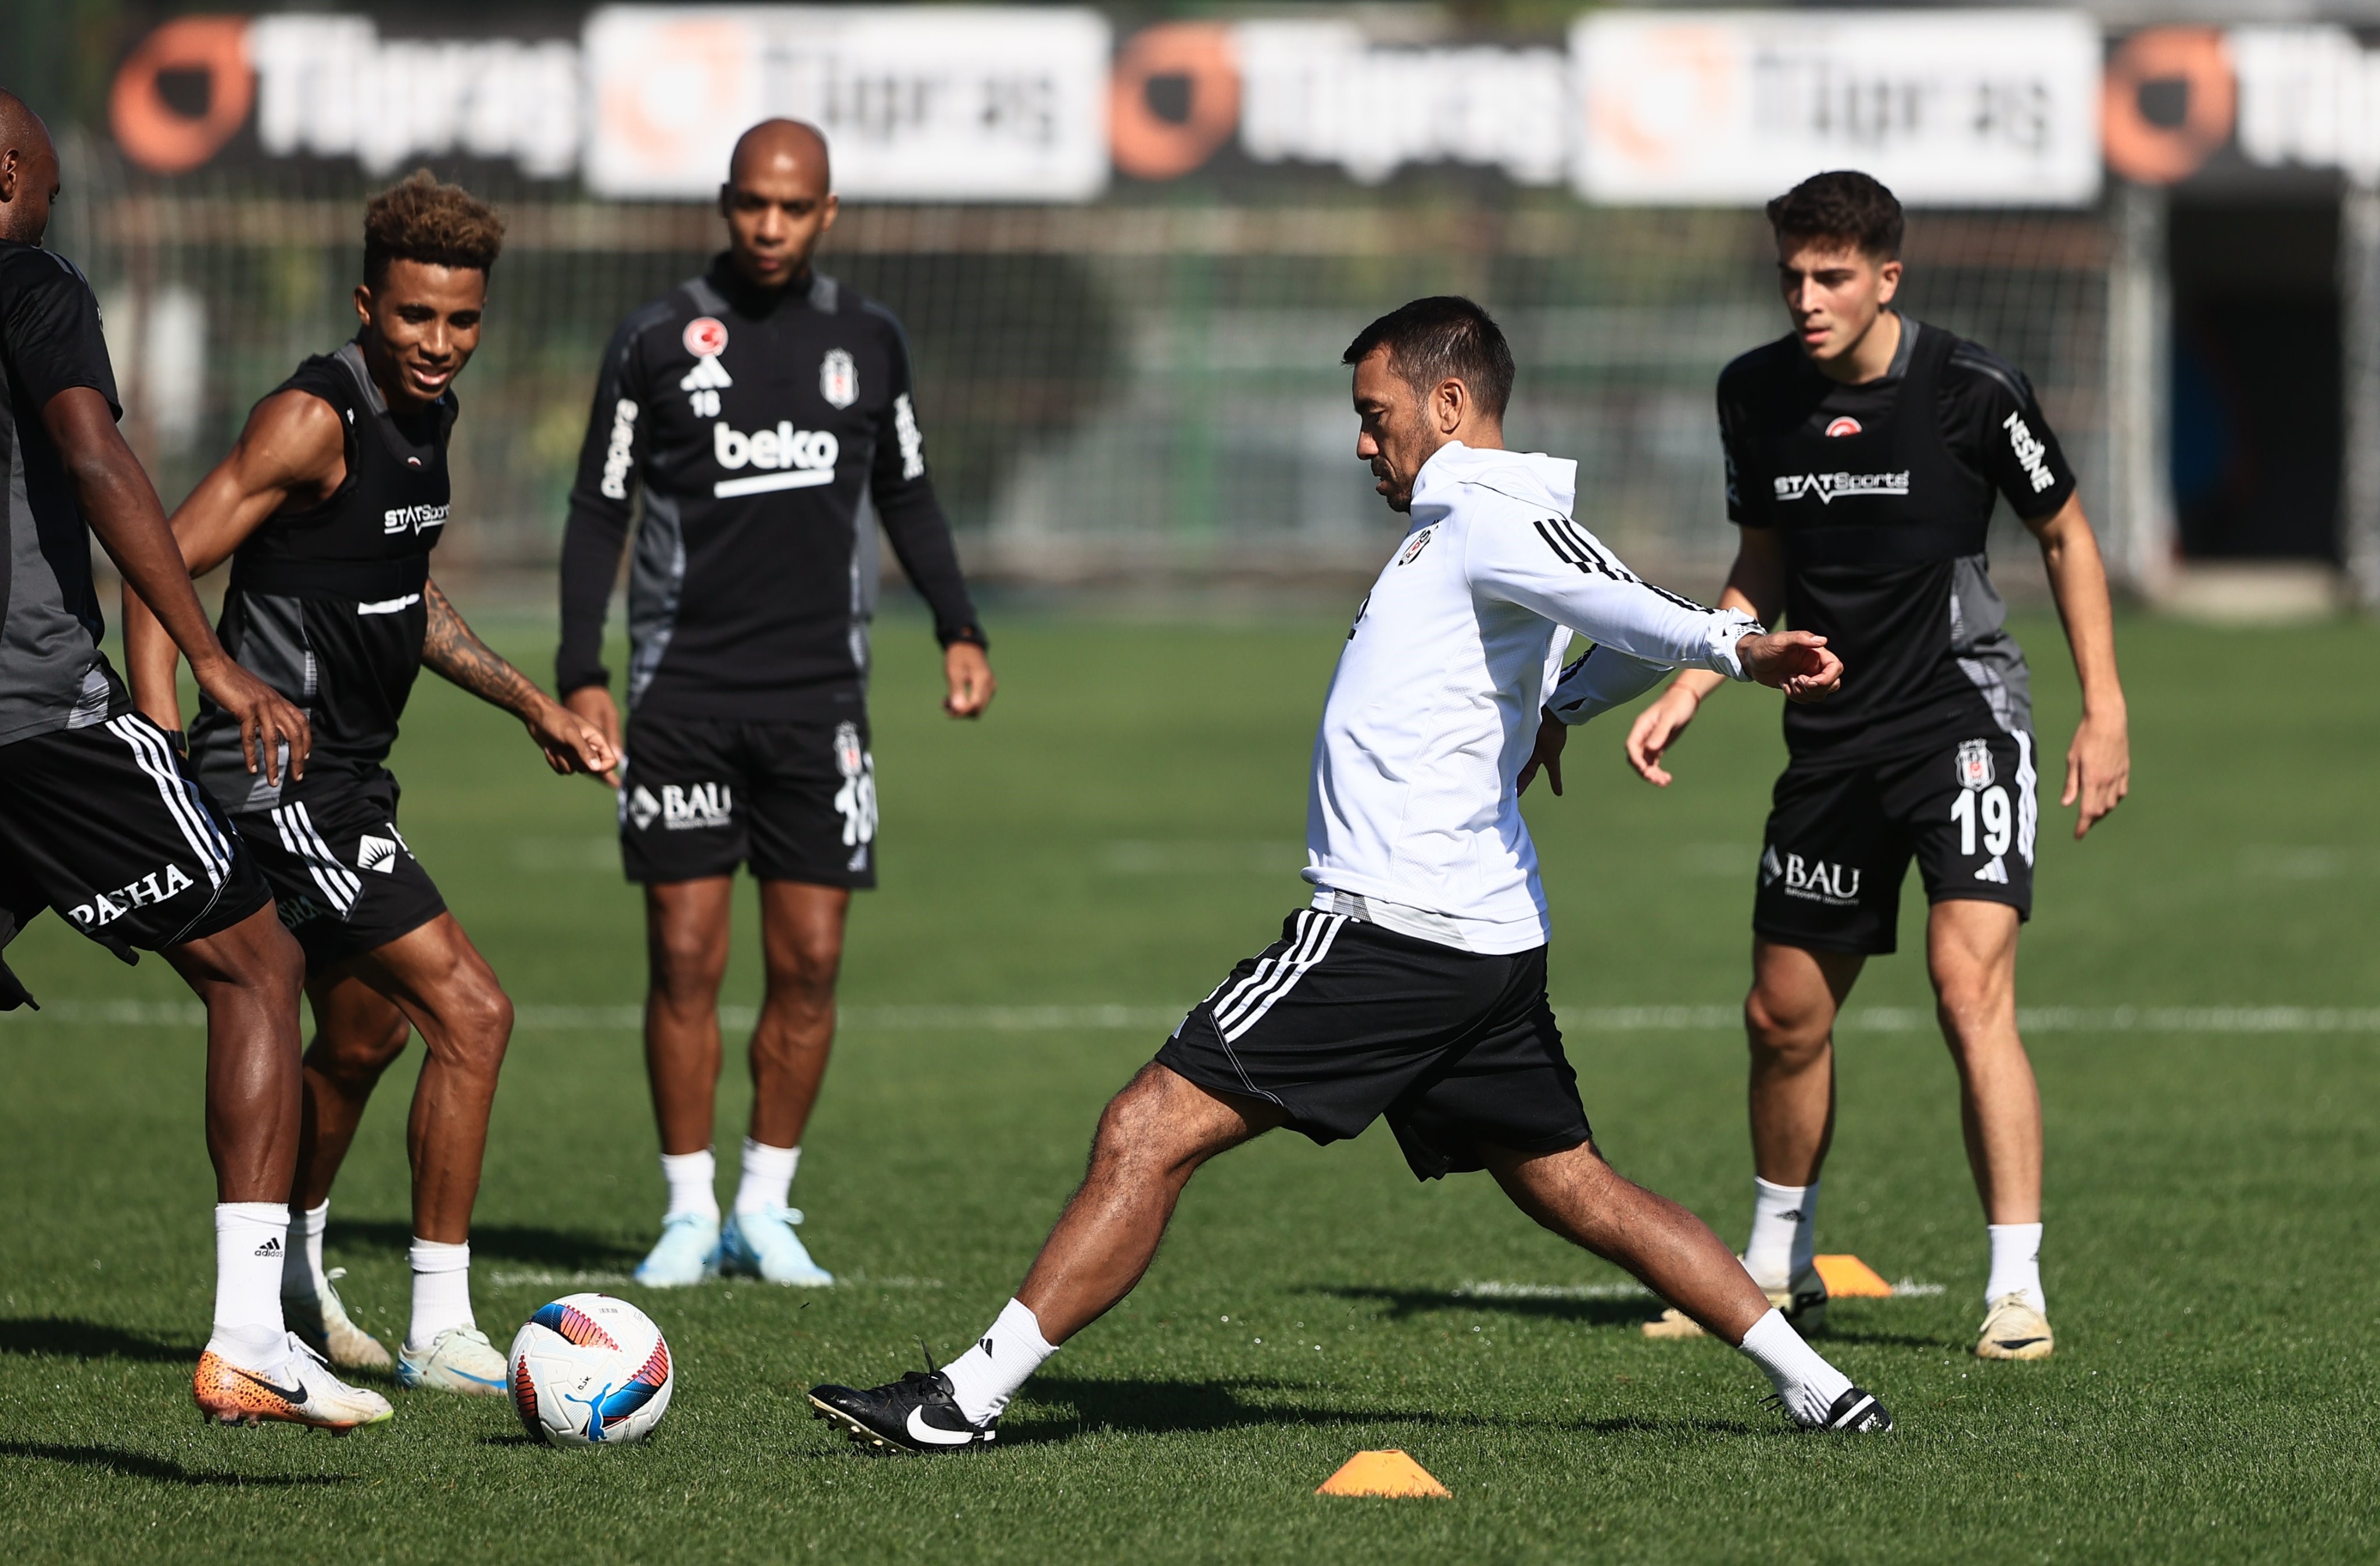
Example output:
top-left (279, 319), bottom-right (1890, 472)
top-left (1813, 1328), bottom-right (1963, 1351)
top-left (0, 1442), bottom-right (346, 1488)
top-left (1313, 1284), bottom-right (1656, 1329)
top-left (333, 1220), bottom-right (644, 1268)
top-left (997, 1379), bottom-right (1779, 1445)
top-left (0, 1318), bottom-right (197, 1363)
top-left (1003, 1375), bottom-right (1451, 1444)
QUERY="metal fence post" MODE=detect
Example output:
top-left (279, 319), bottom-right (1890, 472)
top-left (2341, 184), bottom-right (2380, 611)
top-left (2105, 180), bottom-right (2174, 601)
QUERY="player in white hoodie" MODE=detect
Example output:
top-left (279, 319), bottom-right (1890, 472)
top-left (809, 298), bottom-right (1892, 1451)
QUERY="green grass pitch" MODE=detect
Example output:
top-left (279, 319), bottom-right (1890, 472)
top-left (2, 610), bottom-right (2377, 1563)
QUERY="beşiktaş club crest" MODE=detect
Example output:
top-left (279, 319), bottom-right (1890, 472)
top-left (820, 348), bottom-right (858, 409)
top-left (834, 721), bottom-right (866, 779)
top-left (684, 317), bottom-right (729, 358)
top-left (1825, 416), bottom-right (1862, 438)
top-left (1955, 738), bottom-right (1996, 791)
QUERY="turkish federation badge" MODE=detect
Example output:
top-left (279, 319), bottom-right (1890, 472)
top-left (683, 317), bottom-right (729, 358)
top-left (820, 348), bottom-right (858, 409)
top-left (1955, 738), bottom-right (1996, 791)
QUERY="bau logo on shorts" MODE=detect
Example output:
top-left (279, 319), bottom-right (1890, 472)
top-left (1762, 844), bottom-right (1862, 905)
top-left (628, 782), bottom-right (734, 833)
top-left (69, 862), bottom-right (196, 931)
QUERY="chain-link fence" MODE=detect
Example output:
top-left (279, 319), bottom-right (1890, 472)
top-left (58, 130), bottom-right (2109, 592)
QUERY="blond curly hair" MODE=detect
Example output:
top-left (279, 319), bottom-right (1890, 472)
top-left (363, 170), bottom-right (505, 286)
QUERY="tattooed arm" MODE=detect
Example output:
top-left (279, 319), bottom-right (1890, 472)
top-left (423, 578), bottom-right (618, 783)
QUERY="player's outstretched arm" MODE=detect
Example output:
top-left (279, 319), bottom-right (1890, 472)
top-left (2027, 494), bottom-right (2128, 838)
top-left (52, 386), bottom-right (310, 782)
top-left (422, 579), bottom-right (618, 784)
top-left (1625, 528), bottom-right (1790, 788)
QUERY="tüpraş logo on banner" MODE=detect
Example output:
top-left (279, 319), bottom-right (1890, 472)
top-left (579, 6), bottom-right (1110, 201)
top-left (1571, 10), bottom-right (2102, 207)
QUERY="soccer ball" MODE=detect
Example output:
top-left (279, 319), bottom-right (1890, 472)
top-left (508, 1293), bottom-right (673, 1447)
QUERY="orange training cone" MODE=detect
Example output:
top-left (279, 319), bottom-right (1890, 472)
top-left (1812, 1254), bottom-right (1894, 1298)
top-left (1316, 1449), bottom-right (1451, 1498)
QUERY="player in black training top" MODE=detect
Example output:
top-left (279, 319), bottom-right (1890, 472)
top-left (126, 173), bottom-right (614, 1398)
top-left (0, 89), bottom-right (396, 1432)
top-left (556, 119), bottom-right (994, 1291)
top-left (1543, 172), bottom-right (2128, 1362)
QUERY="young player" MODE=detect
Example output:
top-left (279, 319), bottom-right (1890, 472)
top-left (124, 173), bottom-right (614, 1395)
top-left (0, 90), bottom-right (390, 1431)
top-left (808, 297), bottom-right (1894, 1452)
top-left (557, 120), bottom-right (992, 1289)
top-left (1573, 172), bottom-right (2128, 1359)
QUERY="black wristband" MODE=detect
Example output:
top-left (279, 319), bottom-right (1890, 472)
top-left (163, 729), bottom-right (188, 759)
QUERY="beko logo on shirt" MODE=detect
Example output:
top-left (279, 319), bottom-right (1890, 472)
top-left (382, 503), bottom-right (447, 536)
top-left (69, 863), bottom-right (195, 930)
top-left (599, 397), bottom-right (638, 500)
top-left (2003, 411), bottom-right (2056, 494)
top-left (711, 422), bottom-right (839, 498)
top-left (1773, 470), bottom-right (1911, 505)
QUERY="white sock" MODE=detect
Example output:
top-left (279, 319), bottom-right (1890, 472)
top-left (939, 1298), bottom-right (1059, 1427)
top-left (734, 1138), bottom-right (801, 1215)
top-left (406, 1239), bottom-right (474, 1352)
top-left (1744, 1177), bottom-right (1818, 1291)
top-left (660, 1148), bottom-right (719, 1221)
top-left (208, 1202), bottom-right (291, 1367)
top-left (1735, 1307), bottom-right (1854, 1425)
top-left (1985, 1223), bottom-right (2045, 1313)
top-left (283, 1199), bottom-right (331, 1302)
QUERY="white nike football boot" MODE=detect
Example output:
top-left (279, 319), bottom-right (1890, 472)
top-left (397, 1326), bottom-right (510, 1395)
top-left (195, 1333), bottom-right (394, 1432)
top-left (633, 1211), bottom-right (721, 1288)
top-left (1643, 1262), bottom-right (1829, 1339)
top-left (285, 1268), bottom-right (392, 1371)
top-left (721, 1206), bottom-right (833, 1287)
top-left (1974, 1293), bottom-right (2055, 1360)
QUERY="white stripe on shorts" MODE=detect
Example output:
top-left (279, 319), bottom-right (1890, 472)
top-left (105, 715), bottom-right (229, 889)
top-left (1214, 911), bottom-right (1347, 1042)
top-left (2015, 730), bottom-right (2038, 865)
top-left (271, 801), bottom-right (359, 913)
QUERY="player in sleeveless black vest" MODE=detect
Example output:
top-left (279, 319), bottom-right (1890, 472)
top-left (1533, 173), bottom-right (2130, 1364)
top-left (124, 175), bottom-right (614, 1399)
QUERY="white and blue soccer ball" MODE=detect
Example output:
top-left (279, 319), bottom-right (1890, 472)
top-left (508, 1293), bottom-right (673, 1447)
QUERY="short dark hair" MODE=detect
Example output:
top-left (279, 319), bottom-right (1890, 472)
top-left (363, 170), bottom-right (505, 288)
top-left (1342, 296), bottom-right (1515, 421)
top-left (1765, 170), bottom-right (1904, 261)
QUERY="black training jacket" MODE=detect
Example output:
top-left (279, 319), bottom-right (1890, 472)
top-left (556, 259), bottom-right (983, 722)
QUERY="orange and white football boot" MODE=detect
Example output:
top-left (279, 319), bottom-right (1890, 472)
top-left (195, 1332), bottom-right (394, 1433)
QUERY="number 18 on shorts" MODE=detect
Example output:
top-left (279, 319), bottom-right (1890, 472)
top-left (1753, 730), bottom-right (2037, 956)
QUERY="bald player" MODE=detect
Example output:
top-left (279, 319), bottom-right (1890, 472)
top-left (557, 120), bottom-right (994, 1288)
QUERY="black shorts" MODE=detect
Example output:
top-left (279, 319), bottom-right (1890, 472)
top-left (618, 711), bottom-right (877, 888)
top-left (1755, 729), bottom-right (2038, 956)
top-left (230, 770), bottom-right (446, 973)
top-left (0, 712), bottom-right (271, 966)
top-left (1153, 908), bottom-right (1592, 1181)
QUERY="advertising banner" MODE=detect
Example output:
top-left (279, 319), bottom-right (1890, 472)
top-left (1572, 10), bottom-right (2102, 207)
top-left (580, 6), bottom-right (1110, 201)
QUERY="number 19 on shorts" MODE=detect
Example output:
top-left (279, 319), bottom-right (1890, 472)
top-left (1951, 783), bottom-right (2014, 858)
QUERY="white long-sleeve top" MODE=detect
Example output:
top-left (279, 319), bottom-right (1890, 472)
top-left (1303, 442), bottom-right (1761, 954)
